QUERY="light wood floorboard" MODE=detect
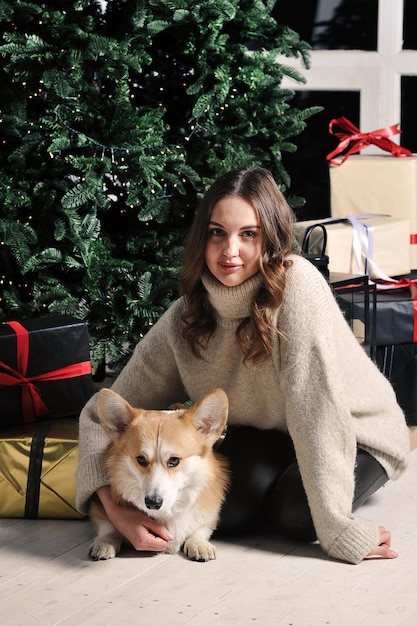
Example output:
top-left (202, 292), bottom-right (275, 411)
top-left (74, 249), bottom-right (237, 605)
top-left (1, 442), bottom-right (416, 626)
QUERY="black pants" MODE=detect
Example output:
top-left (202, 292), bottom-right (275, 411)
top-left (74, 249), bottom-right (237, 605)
top-left (216, 425), bottom-right (388, 541)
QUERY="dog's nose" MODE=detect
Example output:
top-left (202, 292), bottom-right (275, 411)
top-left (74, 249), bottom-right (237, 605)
top-left (145, 495), bottom-right (163, 510)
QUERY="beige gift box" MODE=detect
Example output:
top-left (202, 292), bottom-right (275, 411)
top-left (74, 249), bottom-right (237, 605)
top-left (329, 154), bottom-right (417, 269)
top-left (295, 215), bottom-right (411, 278)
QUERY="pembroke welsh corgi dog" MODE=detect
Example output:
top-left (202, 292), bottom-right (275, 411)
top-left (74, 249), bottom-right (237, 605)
top-left (89, 387), bottom-right (229, 561)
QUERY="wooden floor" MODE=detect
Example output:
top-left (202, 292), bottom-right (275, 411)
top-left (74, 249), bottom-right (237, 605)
top-left (1, 432), bottom-right (416, 626)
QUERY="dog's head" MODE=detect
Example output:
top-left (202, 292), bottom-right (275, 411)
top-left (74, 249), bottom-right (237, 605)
top-left (96, 388), bottom-right (228, 519)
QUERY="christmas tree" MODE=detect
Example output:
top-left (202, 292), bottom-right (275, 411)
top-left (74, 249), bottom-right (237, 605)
top-left (0, 0), bottom-right (319, 373)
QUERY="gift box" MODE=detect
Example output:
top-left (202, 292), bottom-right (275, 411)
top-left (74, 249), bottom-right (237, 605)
top-left (337, 279), bottom-right (417, 346)
top-left (0, 315), bottom-right (93, 427)
top-left (375, 345), bottom-right (417, 427)
top-left (295, 216), bottom-right (411, 278)
top-left (0, 418), bottom-right (84, 518)
top-left (336, 270), bottom-right (417, 427)
top-left (329, 154), bottom-right (417, 269)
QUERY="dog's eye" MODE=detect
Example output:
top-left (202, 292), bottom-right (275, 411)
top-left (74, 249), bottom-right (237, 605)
top-left (136, 456), bottom-right (148, 467)
top-left (167, 457), bottom-right (180, 468)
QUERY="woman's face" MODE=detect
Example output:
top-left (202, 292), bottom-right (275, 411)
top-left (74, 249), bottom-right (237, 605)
top-left (205, 196), bottom-right (263, 287)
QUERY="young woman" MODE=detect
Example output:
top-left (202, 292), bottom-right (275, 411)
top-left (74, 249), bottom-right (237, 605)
top-left (76, 166), bottom-right (409, 564)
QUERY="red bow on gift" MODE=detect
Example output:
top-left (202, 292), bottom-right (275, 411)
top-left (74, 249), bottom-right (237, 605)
top-left (0, 321), bottom-right (92, 423)
top-left (326, 117), bottom-right (412, 165)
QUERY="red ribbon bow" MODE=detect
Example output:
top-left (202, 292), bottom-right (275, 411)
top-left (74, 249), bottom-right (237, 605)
top-left (327, 117), bottom-right (412, 165)
top-left (0, 321), bottom-right (92, 423)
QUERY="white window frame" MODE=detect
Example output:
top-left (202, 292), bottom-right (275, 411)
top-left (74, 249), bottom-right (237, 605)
top-left (279, 0), bottom-right (417, 151)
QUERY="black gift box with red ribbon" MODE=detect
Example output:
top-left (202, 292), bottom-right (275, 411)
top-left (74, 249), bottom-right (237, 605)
top-left (0, 316), bottom-right (93, 427)
top-left (337, 277), bottom-right (417, 426)
top-left (337, 278), bottom-right (417, 346)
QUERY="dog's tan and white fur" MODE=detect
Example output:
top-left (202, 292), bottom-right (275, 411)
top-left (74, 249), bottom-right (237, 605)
top-left (89, 388), bottom-right (229, 561)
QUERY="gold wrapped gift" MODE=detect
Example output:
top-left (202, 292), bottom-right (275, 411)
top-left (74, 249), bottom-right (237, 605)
top-left (295, 215), bottom-right (411, 278)
top-left (329, 155), bottom-right (417, 269)
top-left (0, 418), bottom-right (84, 519)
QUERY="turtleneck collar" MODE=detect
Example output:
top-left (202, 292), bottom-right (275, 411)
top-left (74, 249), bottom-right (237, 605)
top-left (201, 270), bottom-right (263, 320)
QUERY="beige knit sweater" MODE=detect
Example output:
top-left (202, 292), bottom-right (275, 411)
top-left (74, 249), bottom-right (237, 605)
top-left (76, 254), bottom-right (409, 564)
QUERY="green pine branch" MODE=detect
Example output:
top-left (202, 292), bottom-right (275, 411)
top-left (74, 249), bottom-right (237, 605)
top-left (0, 0), bottom-right (321, 373)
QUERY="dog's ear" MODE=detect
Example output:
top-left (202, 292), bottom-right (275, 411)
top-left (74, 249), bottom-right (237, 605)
top-left (96, 388), bottom-right (136, 441)
top-left (190, 388), bottom-right (228, 445)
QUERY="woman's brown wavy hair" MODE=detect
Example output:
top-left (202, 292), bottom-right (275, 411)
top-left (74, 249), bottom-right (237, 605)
top-left (179, 166), bottom-right (295, 366)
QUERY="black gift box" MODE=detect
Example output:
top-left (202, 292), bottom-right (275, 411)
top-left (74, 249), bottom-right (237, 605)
top-left (338, 286), bottom-right (416, 346)
top-left (0, 316), bottom-right (93, 427)
top-left (375, 344), bottom-right (417, 426)
top-left (337, 280), bottom-right (417, 426)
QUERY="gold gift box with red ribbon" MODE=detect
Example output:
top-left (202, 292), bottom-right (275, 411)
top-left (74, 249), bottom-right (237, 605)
top-left (0, 418), bottom-right (84, 519)
top-left (0, 315), bottom-right (93, 428)
top-left (327, 117), bottom-right (417, 270)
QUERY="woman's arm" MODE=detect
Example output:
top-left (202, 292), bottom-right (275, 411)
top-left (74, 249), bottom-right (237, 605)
top-left (76, 300), bottom-right (187, 515)
top-left (278, 258), bottom-right (408, 563)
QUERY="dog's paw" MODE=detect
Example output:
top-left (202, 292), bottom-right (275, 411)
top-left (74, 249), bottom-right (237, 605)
top-left (183, 538), bottom-right (217, 562)
top-left (89, 537), bottom-right (121, 561)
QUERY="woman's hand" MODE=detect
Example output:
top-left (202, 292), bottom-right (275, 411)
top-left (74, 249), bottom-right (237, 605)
top-left (97, 486), bottom-right (173, 552)
top-left (365, 526), bottom-right (398, 560)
